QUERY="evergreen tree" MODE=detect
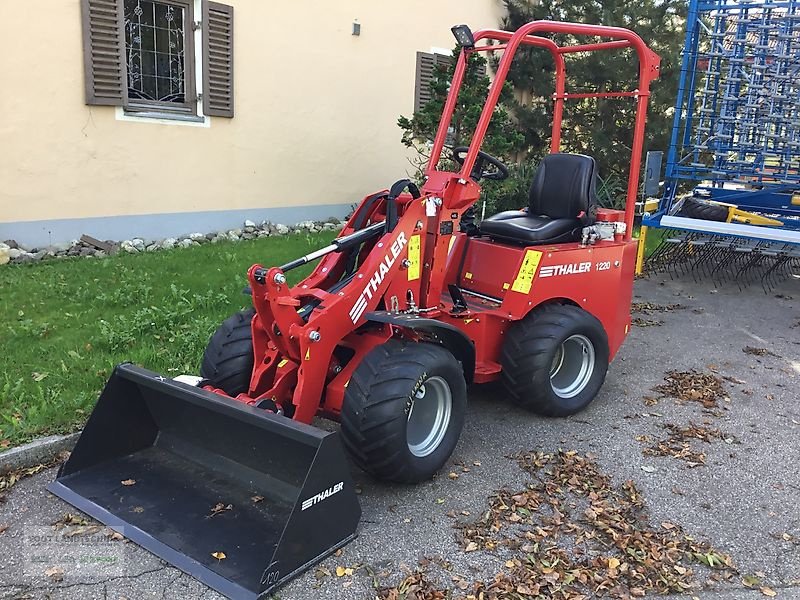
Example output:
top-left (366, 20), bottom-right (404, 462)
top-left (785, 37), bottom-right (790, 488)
top-left (502, 0), bottom-right (686, 193)
top-left (397, 50), bottom-right (525, 172)
top-left (398, 3), bottom-right (685, 210)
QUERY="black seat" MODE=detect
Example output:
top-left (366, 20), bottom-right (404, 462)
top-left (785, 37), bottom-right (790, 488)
top-left (480, 153), bottom-right (598, 245)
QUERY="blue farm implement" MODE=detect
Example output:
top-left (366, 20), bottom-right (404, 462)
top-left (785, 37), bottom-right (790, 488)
top-left (642, 0), bottom-right (800, 290)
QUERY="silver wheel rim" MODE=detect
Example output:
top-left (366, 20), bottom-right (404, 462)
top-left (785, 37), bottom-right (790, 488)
top-left (406, 376), bottom-right (452, 458)
top-left (550, 334), bottom-right (596, 399)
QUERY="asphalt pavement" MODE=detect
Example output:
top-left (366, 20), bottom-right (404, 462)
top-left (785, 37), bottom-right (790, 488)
top-left (1, 274), bottom-right (798, 600)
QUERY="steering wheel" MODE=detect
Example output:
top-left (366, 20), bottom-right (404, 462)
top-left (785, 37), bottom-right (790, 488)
top-left (452, 146), bottom-right (509, 181)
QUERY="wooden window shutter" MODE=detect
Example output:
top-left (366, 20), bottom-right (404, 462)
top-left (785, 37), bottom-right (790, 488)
top-left (414, 51), bottom-right (488, 112)
top-left (81, 0), bottom-right (126, 106)
top-left (203, 1), bottom-right (234, 117)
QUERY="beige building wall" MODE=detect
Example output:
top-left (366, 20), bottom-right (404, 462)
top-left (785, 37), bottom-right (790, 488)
top-left (0, 0), bottom-right (505, 246)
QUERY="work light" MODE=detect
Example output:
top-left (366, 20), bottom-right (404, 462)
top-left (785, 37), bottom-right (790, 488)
top-left (451, 24), bottom-right (475, 49)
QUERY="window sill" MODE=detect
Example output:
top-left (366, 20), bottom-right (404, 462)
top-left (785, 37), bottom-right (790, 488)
top-left (123, 109), bottom-right (205, 123)
top-left (114, 106), bottom-right (210, 128)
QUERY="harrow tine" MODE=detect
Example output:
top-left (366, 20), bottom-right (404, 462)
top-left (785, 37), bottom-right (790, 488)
top-left (735, 247), bottom-right (767, 290)
top-left (691, 236), bottom-right (726, 281)
top-left (760, 253), bottom-right (786, 293)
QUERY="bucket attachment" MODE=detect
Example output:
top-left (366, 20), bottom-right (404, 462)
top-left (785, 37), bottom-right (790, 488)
top-left (48, 363), bottom-right (361, 599)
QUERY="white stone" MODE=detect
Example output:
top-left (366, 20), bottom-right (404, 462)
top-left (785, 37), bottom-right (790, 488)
top-left (50, 242), bottom-right (71, 253)
top-left (188, 232), bottom-right (205, 242)
top-left (0, 248), bottom-right (9, 265)
top-left (8, 248), bottom-right (22, 259)
top-left (178, 238), bottom-right (193, 248)
top-left (244, 219), bottom-right (256, 228)
top-left (275, 224), bottom-right (289, 235)
top-left (131, 238), bottom-right (145, 251)
top-left (121, 240), bottom-right (138, 253)
top-left (0, 243), bottom-right (9, 252)
top-left (162, 238), bottom-right (177, 249)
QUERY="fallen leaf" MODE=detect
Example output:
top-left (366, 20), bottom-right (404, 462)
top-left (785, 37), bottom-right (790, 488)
top-left (448, 472), bottom-right (459, 480)
top-left (45, 566), bottom-right (64, 582)
top-left (132, 506), bottom-right (144, 513)
top-left (314, 567), bottom-right (331, 579)
top-left (641, 465), bottom-right (656, 473)
top-left (0, 524), bottom-right (8, 534)
top-left (608, 557), bottom-right (621, 569)
top-left (435, 498), bottom-right (445, 504)
top-left (465, 541), bottom-right (478, 552)
top-left (760, 587), bottom-right (777, 597)
top-left (207, 502), bottom-right (233, 518)
top-left (120, 479), bottom-right (136, 486)
top-left (251, 495), bottom-right (264, 503)
top-left (211, 552), bottom-right (226, 560)
top-left (742, 574), bottom-right (762, 587)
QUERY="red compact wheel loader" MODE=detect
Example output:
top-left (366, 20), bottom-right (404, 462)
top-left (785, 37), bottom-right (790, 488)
top-left (51, 20), bottom-right (660, 600)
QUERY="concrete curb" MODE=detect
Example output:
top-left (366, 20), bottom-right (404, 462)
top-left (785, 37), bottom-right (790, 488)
top-left (0, 432), bottom-right (80, 472)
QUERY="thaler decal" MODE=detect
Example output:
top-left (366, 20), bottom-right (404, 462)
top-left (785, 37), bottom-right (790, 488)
top-left (350, 232), bottom-right (408, 323)
top-left (301, 481), bottom-right (344, 511)
top-left (539, 262), bottom-right (592, 278)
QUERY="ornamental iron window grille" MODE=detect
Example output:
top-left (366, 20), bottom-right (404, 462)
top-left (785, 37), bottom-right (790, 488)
top-left (124, 0), bottom-right (188, 105)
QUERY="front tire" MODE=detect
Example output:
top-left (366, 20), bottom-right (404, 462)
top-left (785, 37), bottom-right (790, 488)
top-left (200, 308), bottom-right (255, 396)
top-left (501, 304), bottom-right (609, 416)
top-left (341, 340), bottom-right (467, 483)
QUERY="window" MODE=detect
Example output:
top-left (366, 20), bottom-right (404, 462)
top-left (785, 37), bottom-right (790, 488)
top-left (124, 0), bottom-right (194, 114)
top-left (81, 0), bottom-right (234, 119)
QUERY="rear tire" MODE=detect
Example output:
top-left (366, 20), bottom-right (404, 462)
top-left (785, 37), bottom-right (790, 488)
top-left (200, 308), bottom-right (255, 396)
top-left (341, 340), bottom-right (467, 483)
top-left (679, 197), bottom-right (729, 222)
top-left (501, 304), bottom-right (609, 417)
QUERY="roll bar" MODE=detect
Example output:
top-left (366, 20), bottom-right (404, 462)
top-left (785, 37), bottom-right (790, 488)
top-left (426, 20), bottom-right (661, 241)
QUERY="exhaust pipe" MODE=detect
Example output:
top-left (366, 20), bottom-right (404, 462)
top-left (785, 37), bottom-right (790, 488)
top-left (48, 363), bottom-right (360, 599)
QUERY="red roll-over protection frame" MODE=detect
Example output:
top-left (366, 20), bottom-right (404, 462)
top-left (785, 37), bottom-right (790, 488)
top-left (426, 21), bottom-right (661, 242)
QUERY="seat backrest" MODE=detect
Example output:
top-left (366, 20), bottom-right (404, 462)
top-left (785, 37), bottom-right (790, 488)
top-left (528, 153), bottom-right (598, 224)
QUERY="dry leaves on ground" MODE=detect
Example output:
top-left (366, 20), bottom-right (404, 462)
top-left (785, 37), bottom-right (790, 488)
top-left (631, 302), bottom-right (685, 314)
top-left (742, 346), bottom-right (779, 358)
top-left (0, 451), bottom-right (69, 501)
top-left (642, 423), bottom-right (727, 467)
top-left (632, 317), bottom-right (664, 327)
top-left (380, 451), bottom-right (735, 600)
top-left (52, 513), bottom-right (89, 529)
top-left (378, 570), bottom-right (448, 600)
top-left (653, 370), bottom-right (728, 410)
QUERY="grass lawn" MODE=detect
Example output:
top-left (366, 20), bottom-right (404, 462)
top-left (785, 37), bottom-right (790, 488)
top-left (0, 227), bottom-right (666, 449)
top-left (0, 232), bottom-right (330, 448)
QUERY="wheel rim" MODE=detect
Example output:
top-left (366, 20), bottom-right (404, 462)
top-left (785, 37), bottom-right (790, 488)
top-left (406, 376), bottom-right (452, 458)
top-left (550, 334), bottom-right (596, 399)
